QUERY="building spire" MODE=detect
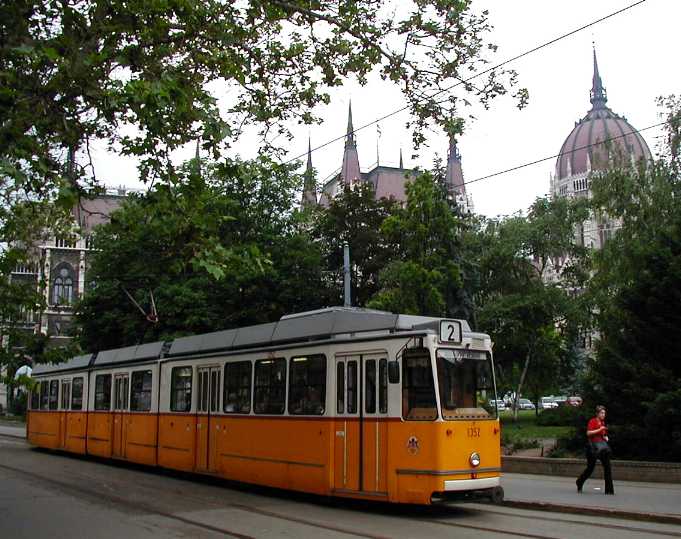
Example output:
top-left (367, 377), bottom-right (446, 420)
top-left (193, 139), bottom-right (201, 176)
top-left (340, 100), bottom-right (361, 184)
top-left (445, 135), bottom-right (465, 196)
top-left (306, 136), bottom-right (313, 172)
top-left (345, 100), bottom-right (356, 148)
top-left (301, 136), bottom-right (317, 208)
top-left (399, 148), bottom-right (404, 169)
top-left (590, 47), bottom-right (608, 109)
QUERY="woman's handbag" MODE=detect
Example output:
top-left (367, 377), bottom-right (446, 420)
top-left (590, 440), bottom-right (611, 457)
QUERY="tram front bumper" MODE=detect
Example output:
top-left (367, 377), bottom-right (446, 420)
top-left (443, 476), bottom-right (500, 491)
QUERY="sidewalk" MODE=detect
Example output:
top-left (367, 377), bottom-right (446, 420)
top-left (0, 422), bottom-right (26, 439)
top-left (501, 472), bottom-right (681, 524)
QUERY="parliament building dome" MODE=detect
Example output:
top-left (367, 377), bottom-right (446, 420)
top-left (555, 51), bottom-right (652, 182)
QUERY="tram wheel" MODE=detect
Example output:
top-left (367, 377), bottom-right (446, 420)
top-left (490, 486), bottom-right (504, 504)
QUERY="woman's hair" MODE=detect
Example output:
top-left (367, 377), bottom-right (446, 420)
top-left (595, 405), bottom-right (606, 414)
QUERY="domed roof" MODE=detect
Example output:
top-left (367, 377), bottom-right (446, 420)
top-left (555, 51), bottom-right (652, 181)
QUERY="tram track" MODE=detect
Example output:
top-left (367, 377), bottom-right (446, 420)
top-left (1, 454), bottom-right (553, 539)
top-left (0, 460), bottom-right (390, 539)
top-left (468, 502), bottom-right (681, 537)
top-left (3, 442), bottom-right (679, 539)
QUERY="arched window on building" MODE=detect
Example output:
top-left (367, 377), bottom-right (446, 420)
top-left (52, 264), bottom-right (75, 305)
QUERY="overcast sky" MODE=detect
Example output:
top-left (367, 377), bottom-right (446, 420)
top-left (93, 0), bottom-right (680, 218)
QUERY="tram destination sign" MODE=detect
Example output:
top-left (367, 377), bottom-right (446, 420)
top-left (439, 319), bottom-right (462, 344)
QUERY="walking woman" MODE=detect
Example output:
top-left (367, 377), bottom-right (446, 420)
top-left (576, 405), bottom-right (614, 494)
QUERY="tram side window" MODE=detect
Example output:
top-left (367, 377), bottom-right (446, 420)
top-left (71, 377), bottom-right (84, 410)
top-left (365, 359), bottom-right (376, 414)
top-left (95, 374), bottom-right (112, 411)
top-left (224, 361), bottom-right (252, 413)
top-left (254, 358), bottom-right (286, 414)
top-left (31, 383), bottom-right (40, 410)
top-left (61, 381), bottom-right (71, 410)
top-left (402, 349), bottom-right (438, 420)
top-left (336, 363), bottom-right (344, 413)
top-left (49, 380), bottom-right (59, 410)
top-left (347, 361), bottom-right (358, 413)
top-left (289, 355), bottom-right (326, 415)
top-left (170, 367), bottom-right (192, 412)
top-left (40, 381), bottom-right (49, 410)
top-left (131, 370), bottom-right (153, 412)
top-left (379, 359), bottom-right (388, 414)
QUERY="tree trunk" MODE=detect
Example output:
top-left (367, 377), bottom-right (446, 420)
top-left (512, 345), bottom-right (533, 421)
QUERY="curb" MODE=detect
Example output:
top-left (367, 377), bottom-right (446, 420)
top-left (0, 431), bottom-right (26, 440)
top-left (503, 499), bottom-right (681, 526)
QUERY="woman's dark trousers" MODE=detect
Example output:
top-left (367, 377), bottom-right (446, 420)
top-left (577, 447), bottom-right (614, 494)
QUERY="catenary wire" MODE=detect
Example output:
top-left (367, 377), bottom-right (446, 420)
top-left (284, 0), bottom-right (648, 166)
top-left (461, 121), bottom-right (665, 188)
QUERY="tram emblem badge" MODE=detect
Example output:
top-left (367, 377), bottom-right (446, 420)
top-left (406, 436), bottom-right (420, 455)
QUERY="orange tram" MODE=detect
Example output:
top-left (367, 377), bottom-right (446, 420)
top-left (27, 307), bottom-right (503, 505)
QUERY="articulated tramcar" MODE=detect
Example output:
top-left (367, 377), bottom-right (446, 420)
top-left (27, 308), bottom-right (503, 504)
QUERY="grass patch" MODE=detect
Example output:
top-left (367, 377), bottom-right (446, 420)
top-left (500, 410), bottom-right (573, 440)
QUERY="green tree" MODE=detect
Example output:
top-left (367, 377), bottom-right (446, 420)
top-left (1, 0), bottom-right (525, 366)
top-left (475, 197), bottom-right (590, 418)
top-left (1, 0), bottom-right (522, 203)
top-left (585, 100), bottom-right (681, 459)
top-left (368, 171), bottom-right (468, 317)
top-left (313, 182), bottom-right (398, 307)
top-left (75, 156), bottom-right (325, 349)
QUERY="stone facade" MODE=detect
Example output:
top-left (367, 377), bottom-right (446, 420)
top-left (7, 189), bottom-right (132, 343)
top-left (305, 103), bottom-right (471, 213)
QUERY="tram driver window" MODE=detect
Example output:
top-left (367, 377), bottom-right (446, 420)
top-left (436, 349), bottom-right (494, 420)
top-left (224, 361), bottom-right (252, 414)
top-left (254, 358), bottom-right (286, 414)
top-left (94, 374), bottom-right (112, 411)
top-left (289, 355), bottom-right (326, 415)
top-left (401, 349), bottom-right (438, 420)
top-left (170, 367), bottom-right (192, 412)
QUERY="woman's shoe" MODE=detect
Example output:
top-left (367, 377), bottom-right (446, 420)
top-left (576, 479), bottom-right (582, 493)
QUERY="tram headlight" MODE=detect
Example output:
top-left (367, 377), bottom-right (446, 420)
top-left (469, 452), bottom-right (481, 467)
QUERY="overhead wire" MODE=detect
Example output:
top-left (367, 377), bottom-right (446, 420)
top-left (462, 121), bottom-right (666, 188)
top-left (285, 0), bottom-right (648, 167)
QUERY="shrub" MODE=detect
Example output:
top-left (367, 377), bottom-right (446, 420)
top-left (536, 405), bottom-right (584, 426)
top-left (9, 391), bottom-right (27, 416)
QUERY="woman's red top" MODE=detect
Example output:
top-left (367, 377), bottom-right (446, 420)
top-left (587, 417), bottom-right (607, 442)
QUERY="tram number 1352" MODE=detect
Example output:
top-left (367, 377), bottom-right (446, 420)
top-left (439, 320), bottom-right (462, 344)
top-left (467, 427), bottom-right (481, 438)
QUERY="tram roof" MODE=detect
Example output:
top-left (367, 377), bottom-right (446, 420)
top-left (32, 353), bottom-right (94, 375)
top-left (31, 308), bottom-right (476, 376)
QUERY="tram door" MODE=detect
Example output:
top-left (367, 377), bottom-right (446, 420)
top-left (334, 355), bottom-right (388, 494)
top-left (112, 374), bottom-right (129, 458)
top-left (361, 356), bottom-right (388, 494)
top-left (196, 366), bottom-right (221, 473)
top-left (59, 380), bottom-right (71, 449)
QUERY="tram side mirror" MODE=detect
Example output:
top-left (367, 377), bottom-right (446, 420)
top-left (388, 360), bottom-right (400, 384)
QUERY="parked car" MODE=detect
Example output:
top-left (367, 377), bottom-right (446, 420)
top-left (540, 397), bottom-right (558, 409)
top-left (566, 395), bottom-right (583, 407)
top-left (489, 399), bottom-right (506, 411)
top-left (518, 398), bottom-right (536, 410)
top-left (553, 395), bottom-right (568, 407)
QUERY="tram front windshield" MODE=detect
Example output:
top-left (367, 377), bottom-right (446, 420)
top-left (436, 349), bottom-right (495, 419)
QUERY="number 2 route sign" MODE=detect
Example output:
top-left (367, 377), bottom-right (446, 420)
top-left (439, 320), bottom-right (462, 343)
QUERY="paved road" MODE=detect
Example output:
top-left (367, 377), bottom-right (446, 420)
top-left (2, 433), bottom-right (681, 538)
